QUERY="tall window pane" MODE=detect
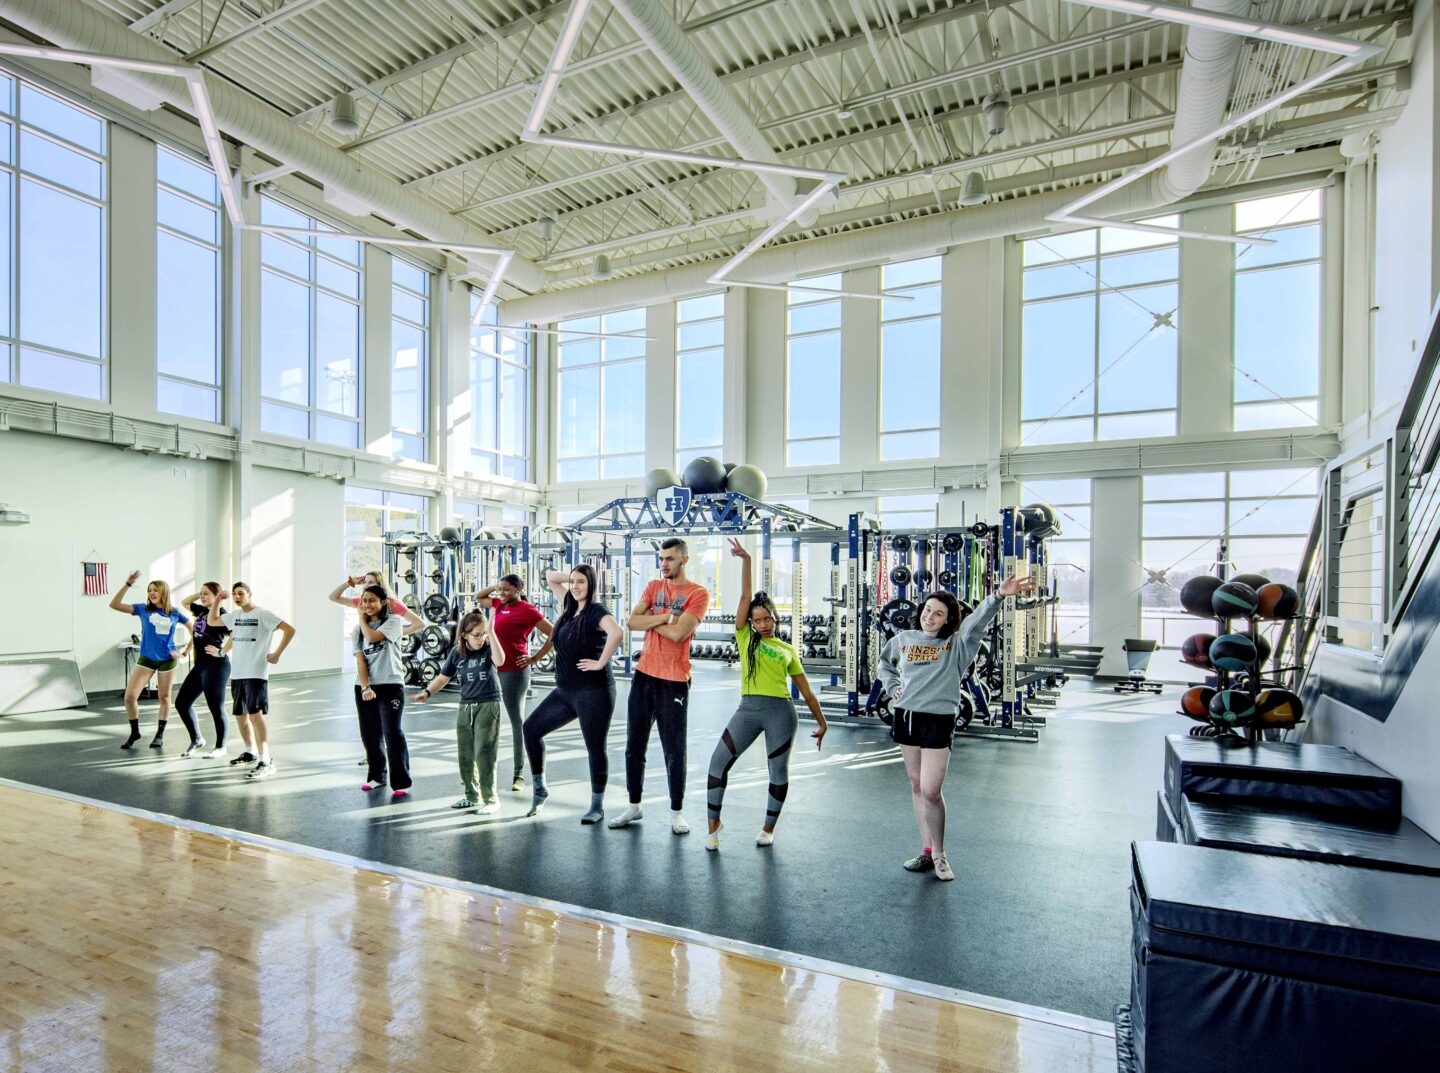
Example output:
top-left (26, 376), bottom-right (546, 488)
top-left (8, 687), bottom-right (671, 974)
top-left (1020, 217), bottom-right (1178, 445)
top-left (676, 292), bottom-right (724, 469)
top-left (468, 296), bottom-right (530, 480)
top-left (258, 194), bottom-right (362, 445)
top-left (880, 257), bottom-right (941, 461)
top-left (156, 147), bottom-right (221, 422)
top-left (390, 259), bottom-right (429, 461)
top-left (555, 307), bottom-right (645, 480)
top-left (1020, 479), bottom-right (1092, 643)
top-left (786, 274), bottom-right (842, 466)
top-left (1233, 189), bottom-right (1323, 430)
top-left (2, 78), bottom-right (107, 398)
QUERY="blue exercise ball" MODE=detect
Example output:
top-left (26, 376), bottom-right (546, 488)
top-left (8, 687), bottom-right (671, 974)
top-left (683, 456), bottom-right (727, 494)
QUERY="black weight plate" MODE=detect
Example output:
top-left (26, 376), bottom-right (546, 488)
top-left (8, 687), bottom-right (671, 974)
top-left (402, 570), bottom-right (418, 584)
top-left (399, 634), bottom-right (419, 656)
top-left (956, 690), bottom-right (975, 732)
top-left (970, 522), bottom-right (989, 537)
top-left (420, 659), bottom-right (442, 684)
top-left (914, 570), bottom-right (933, 589)
top-left (889, 565), bottom-right (912, 586)
top-left (420, 626), bottom-right (448, 656)
top-left (876, 598), bottom-right (918, 640)
top-left (941, 532), bottom-right (964, 553)
top-left (422, 594), bottom-right (451, 624)
top-left (401, 592), bottom-right (421, 612)
top-left (890, 534), bottom-right (911, 553)
top-left (938, 570), bottom-right (956, 588)
top-left (428, 570), bottom-right (444, 583)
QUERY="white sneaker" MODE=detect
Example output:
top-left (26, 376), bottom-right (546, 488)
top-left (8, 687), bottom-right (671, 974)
top-left (450, 797), bottom-right (478, 810)
top-left (245, 760), bottom-right (274, 780)
top-left (671, 811), bottom-right (690, 835)
top-left (202, 747), bottom-right (227, 759)
top-left (477, 802), bottom-right (499, 815)
top-left (934, 853), bottom-right (955, 881)
top-left (706, 822), bottom-right (723, 851)
top-left (756, 830), bottom-right (774, 847)
top-left (180, 741), bottom-right (205, 758)
top-left (607, 804), bottom-right (643, 829)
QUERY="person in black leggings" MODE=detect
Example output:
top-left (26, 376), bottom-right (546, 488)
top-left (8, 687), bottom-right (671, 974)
top-left (523, 564), bottom-right (624, 825)
top-left (175, 582), bottom-right (232, 758)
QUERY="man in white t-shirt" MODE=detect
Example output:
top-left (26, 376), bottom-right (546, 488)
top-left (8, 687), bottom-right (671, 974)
top-left (220, 581), bottom-right (295, 781)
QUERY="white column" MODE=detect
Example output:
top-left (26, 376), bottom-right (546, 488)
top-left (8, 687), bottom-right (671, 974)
top-left (362, 248), bottom-right (392, 455)
top-left (646, 301), bottom-right (676, 472)
top-left (839, 266), bottom-right (880, 471)
top-left (1177, 205), bottom-right (1235, 436)
top-left (108, 126), bottom-right (157, 417)
top-left (744, 287), bottom-right (787, 472)
top-left (1091, 475), bottom-right (1143, 677)
top-left (723, 288), bottom-right (747, 463)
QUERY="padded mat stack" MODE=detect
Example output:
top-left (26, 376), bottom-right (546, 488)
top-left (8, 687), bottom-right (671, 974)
top-left (1123, 841), bottom-right (1440, 1073)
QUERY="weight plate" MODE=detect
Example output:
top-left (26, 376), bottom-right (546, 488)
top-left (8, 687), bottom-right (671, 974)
top-left (876, 598), bottom-right (918, 640)
top-left (890, 534), bottom-right (911, 553)
top-left (401, 592), bottom-right (421, 612)
top-left (420, 626), bottom-right (449, 656)
top-left (420, 659), bottom-right (442, 684)
top-left (402, 570), bottom-right (418, 584)
top-left (428, 570), bottom-right (444, 584)
top-left (941, 532), bottom-right (964, 553)
top-left (399, 634), bottom-right (419, 656)
top-left (889, 565), bottom-right (913, 587)
top-left (956, 691), bottom-right (975, 732)
top-left (970, 522), bottom-right (989, 537)
top-left (938, 570), bottom-right (956, 588)
top-left (914, 569), bottom-right (934, 589)
top-left (422, 594), bottom-right (451, 624)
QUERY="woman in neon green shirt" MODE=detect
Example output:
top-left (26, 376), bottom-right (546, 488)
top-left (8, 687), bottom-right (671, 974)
top-left (705, 537), bottom-right (828, 850)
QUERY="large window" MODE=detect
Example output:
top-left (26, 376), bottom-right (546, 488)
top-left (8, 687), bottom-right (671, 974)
top-left (156, 147), bottom-right (221, 422)
top-left (880, 257), bottom-right (941, 460)
top-left (1020, 218), bottom-right (1179, 445)
top-left (555, 306), bottom-right (645, 481)
top-left (343, 486), bottom-right (429, 579)
top-left (1141, 468), bottom-right (1318, 645)
top-left (786, 273), bottom-right (842, 466)
top-left (0, 78), bottom-right (107, 399)
top-left (1019, 479), bottom-right (1092, 643)
top-left (1233, 189), bottom-right (1322, 430)
top-left (469, 297), bottom-right (531, 481)
top-left (676, 292), bottom-right (724, 470)
top-left (259, 195), bottom-right (362, 448)
top-left (390, 258), bottom-right (429, 461)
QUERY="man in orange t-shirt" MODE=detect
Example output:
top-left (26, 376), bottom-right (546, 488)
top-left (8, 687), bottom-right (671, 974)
top-left (608, 536), bottom-right (710, 834)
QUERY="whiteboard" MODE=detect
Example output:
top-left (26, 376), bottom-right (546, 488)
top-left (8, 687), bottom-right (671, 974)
top-left (0, 541), bottom-right (72, 655)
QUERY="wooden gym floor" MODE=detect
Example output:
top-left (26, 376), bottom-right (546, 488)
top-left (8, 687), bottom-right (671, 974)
top-left (0, 783), bottom-right (1115, 1072)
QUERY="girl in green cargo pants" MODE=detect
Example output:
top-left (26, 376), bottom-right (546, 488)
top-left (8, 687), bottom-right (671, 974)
top-left (411, 610), bottom-right (507, 813)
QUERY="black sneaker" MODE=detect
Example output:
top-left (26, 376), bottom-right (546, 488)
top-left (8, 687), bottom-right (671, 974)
top-left (229, 751), bottom-right (257, 766)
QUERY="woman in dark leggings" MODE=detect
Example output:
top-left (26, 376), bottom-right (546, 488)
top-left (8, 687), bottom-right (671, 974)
top-left (523, 564), bottom-right (623, 824)
top-left (353, 584), bottom-right (411, 799)
top-left (175, 582), bottom-right (232, 758)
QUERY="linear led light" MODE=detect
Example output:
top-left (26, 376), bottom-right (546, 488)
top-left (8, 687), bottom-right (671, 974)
top-left (0, 41), bottom-right (524, 308)
top-left (1049, 1), bottom-right (1384, 244)
top-left (1059, 214), bottom-right (1276, 246)
top-left (517, 3), bottom-right (907, 303)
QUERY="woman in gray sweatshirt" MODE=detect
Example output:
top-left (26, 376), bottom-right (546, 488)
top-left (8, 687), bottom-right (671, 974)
top-left (877, 573), bottom-right (1034, 881)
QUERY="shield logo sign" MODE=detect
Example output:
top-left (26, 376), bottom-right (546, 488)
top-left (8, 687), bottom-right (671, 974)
top-left (654, 484), bottom-right (692, 527)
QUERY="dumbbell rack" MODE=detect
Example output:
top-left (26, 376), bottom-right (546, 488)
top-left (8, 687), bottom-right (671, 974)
top-left (384, 530), bottom-right (462, 689)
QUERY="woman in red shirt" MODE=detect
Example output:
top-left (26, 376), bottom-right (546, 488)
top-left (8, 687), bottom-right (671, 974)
top-left (478, 574), bottom-right (554, 792)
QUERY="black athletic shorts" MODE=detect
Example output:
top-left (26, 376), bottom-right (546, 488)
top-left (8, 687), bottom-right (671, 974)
top-left (231, 678), bottom-right (270, 716)
top-left (891, 708), bottom-right (955, 749)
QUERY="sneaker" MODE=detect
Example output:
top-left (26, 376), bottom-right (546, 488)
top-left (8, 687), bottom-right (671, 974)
top-left (149, 734), bottom-right (166, 749)
top-left (181, 741), bottom-right (205, 759)
top-left (511, 772), bottom-right (525, 792)
top-left (361, 781), bottom-right (387, 792)
top-left (202, 747), bottom-right (227, 759)
top-left (756, 830), bottom-right (774, 847)
top-left (934, 853), bottom-right (955, 882)
top-left (229, 752), bottom-right (257, 767)
top-left (706, 822), bottom-right (723, 852)
top-left (392, 789), bottom-right (410, 799)
top-left (450, 797), bottom-right (478, 810)
top-left (477, 802), bottom-right (499, 815)
top-left (903, 851), bottom-right (935, 873)
top-left (245, 760), bottom-right (274, 780)
top-left (670, 812), bottom-right (690, 836)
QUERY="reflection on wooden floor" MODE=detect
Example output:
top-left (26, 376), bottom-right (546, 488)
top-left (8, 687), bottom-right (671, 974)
top-left (0, 785), bottom-right (1114, 1072)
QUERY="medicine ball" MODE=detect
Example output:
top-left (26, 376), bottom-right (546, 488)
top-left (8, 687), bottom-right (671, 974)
top-left (723, 461), bottom-right (737, 476)
top-left (1180, 575), bottom-right (1223, 617)
top-left (644, 467), bottom-right (681, 499)
top-left (1256, 688), bottom-right (1304, 727)
top-left (725, 463), bottom-right (768, 501)
top-left (1180, 686), bottom-right (1216, 721)
top-left (438, 526), bottom-right (461, 544)
top-left (1209, 633), bottom-right (1258, 672)
top-left (1231, 573), bottom-right (1270, 590)
top-left (1257, 583), bottom-right (1299, 619)
top-left (1180, 633), bottom-right (1217, 667)
top-left (1250, 630), bottom-right (1272, 666)
top-left (1019, 503), bottom-right (1060, 538)
top-left (682, 456), bottom-right (727, 494)
top-left (1211, 581), bottom-right (1259, 619)
top-left (1208, 689), bottom-right (1257, 727)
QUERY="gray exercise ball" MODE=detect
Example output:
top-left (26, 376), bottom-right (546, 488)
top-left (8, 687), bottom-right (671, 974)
top-left (726, 463), bottom-right (768, 501)
top-left (723, 461), bottom-right (737, 475)
top-left (644, 467), bottom-right (681, 499)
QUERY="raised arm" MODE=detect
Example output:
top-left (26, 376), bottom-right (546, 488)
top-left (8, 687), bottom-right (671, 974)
top-left (545, 570), bottom-right (569, 603)
top-left (328, 578), bottom-right (358, 607)
top-left (474, 583), bottom-right (499, 610)
top-left (727, 537), bottom-right (753, 629)
top-left (109, 570), bottom-right (142, 615)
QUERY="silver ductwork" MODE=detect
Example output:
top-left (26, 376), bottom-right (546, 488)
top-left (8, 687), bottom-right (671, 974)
top-left (0, 0), bottom-right (544, 293)
top-left (508, 0), bottom-right (1249, 322)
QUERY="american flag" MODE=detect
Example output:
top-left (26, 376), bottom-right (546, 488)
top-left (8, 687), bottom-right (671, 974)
top-left (82, 562), bottom-right (108, 596)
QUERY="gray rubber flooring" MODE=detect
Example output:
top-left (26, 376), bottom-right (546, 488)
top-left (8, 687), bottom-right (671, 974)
top-left (0, 666), bottom-right (1178, 1021)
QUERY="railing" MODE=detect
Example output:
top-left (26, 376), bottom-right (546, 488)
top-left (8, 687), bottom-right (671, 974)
top-left (1277, 301), bottom-right (1440, 693)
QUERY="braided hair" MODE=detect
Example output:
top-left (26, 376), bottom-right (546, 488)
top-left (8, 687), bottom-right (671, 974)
top-left (744, 590), bottom-right (780, 684)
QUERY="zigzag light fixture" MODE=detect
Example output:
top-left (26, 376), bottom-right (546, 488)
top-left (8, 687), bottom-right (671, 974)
top-left (0, 42), bottom-right (517, 315)
top-left (1051, 0), bottom-right (1384, 244)
top-left (519, 0), bottom-right (902, 303)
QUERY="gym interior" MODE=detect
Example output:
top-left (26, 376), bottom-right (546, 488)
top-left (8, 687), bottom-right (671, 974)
top-left (0, 1), bottom-right (1437, 1071)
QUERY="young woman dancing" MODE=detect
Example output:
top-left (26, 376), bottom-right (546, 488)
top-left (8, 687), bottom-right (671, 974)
top-left (353, 584), bottom-right (411, 798)
top-left (175, 582), bottom-right (232, 758)
top-left (705, 538), bottom-right (827, 850)
top-left (109, 571), bottom-right (190, 750)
